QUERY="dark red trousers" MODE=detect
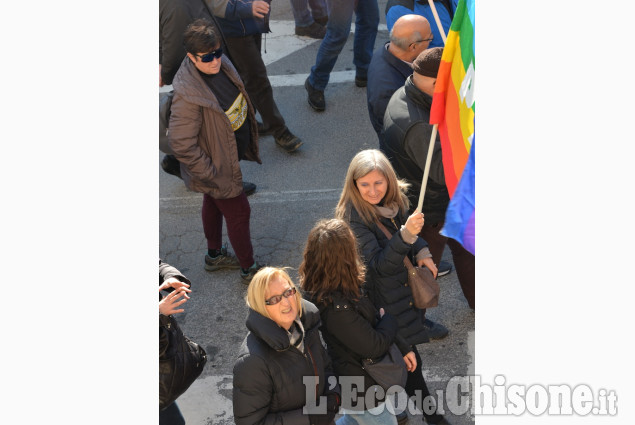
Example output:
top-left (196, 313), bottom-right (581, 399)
top-left (202, 192), bottom-right (254, 269)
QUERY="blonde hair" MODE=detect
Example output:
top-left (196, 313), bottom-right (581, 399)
top-left (246, 267), bottom-right (303, 319)
top-left (335, 149), bottom-right (410, 226)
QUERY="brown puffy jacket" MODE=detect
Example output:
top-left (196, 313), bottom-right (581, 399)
top-left (168, 55), bottom-right (261, 199)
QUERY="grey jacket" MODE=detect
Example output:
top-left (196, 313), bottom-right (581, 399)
top-left (169, 56), bottom-right (261, 199)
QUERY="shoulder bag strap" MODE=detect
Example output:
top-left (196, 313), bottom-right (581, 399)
top-left (376, 221), bottom-right (416, 272)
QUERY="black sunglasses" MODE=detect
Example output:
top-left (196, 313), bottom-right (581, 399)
top-left (196, 47), bottom-right (223, 63)
top-left (265, 287), bottom-right (297, 306)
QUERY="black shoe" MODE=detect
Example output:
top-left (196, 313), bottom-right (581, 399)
top-left (240, 261), bottom-right (266, 284)
top-left (423, 318), bottom-right (449, 340)
top-left (437, 260), bottom-right (453, 277)
top-left (243, 181), bottom-right (256, 196)
top-left (354, 75), bottom-right (367, 87)
top-left (305, 77), bottom-right (325, 111)
top-left (274, 129), bottom-right (303, 153)
top-left (314, 16), bottom-right (328, 26)
top-left (295, 22), bottom-right (326, 39)
top-left (256, 121), bottom-right (274, 136)
top-left (161, 154), bottom-right (182, 179)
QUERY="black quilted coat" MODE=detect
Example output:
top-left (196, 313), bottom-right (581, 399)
top-left (232, 299), bottom-right (340, 425)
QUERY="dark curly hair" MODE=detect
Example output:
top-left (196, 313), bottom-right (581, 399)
top-left (299, 218), bottom-right (366, 305)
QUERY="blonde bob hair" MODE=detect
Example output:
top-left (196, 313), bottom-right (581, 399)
top-left (246, 267), bottom-right (303, 319)
top-left (335, 149), bottom-right (410, 227)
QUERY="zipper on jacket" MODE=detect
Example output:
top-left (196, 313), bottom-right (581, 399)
top-left (390, 217), bottom-right (400, 232)
top-left (306, 346), bottom-right (320, 401)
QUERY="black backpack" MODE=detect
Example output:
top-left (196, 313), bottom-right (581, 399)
top-left (159, 90), bottom-right (174, 154)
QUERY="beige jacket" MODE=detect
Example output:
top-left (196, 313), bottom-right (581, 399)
top-left (169, 55), bottom-right (261, 199)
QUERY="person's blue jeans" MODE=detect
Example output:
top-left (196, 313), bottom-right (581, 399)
top-left (308, 0), bottom-right (379, 90)
top-left (290, 0), bottom-right (328, 27)
top-left (336, 401), bottom-right (398, 425)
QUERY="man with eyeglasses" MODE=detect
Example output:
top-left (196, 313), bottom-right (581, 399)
top-left (169, 19), bottom-right (265, 283)
top-left (385, 0), bottom-right (454, 49)
top-left (366, 14), bottom-right (432, 139)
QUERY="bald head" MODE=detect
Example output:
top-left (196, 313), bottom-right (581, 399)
top-left (389, 14), bottom-right (433, 62)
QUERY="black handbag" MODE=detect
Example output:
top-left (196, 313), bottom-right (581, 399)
top-left (159, 314), bottom-right (207, 410)
top-left (361, 343), bottom-right (408, 392)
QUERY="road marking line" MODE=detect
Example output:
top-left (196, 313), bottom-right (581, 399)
top-left (159, 20), bottom-right (388, 92)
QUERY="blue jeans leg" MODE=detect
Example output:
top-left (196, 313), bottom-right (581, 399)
top-left (336, 401), bottom-right (398, 425)
top-left (290, 0), bottom-right (313, 27)
top-left (353, 0), bottom-right (379, 79)
top-left (309, 0), bottom-right (355, 90)
top-left (309, 0), bottom-right (328, 20)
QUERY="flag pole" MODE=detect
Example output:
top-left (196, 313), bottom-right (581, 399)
top-left (427, 0), bottom-right (448, 43)
top-left (416, 1), bottom-right (448, 212)
top-left (416, 124), bottom-right (438, 212)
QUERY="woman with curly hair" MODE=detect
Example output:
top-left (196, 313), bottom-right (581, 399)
top-left (300, 218), bottom-right (415, 425)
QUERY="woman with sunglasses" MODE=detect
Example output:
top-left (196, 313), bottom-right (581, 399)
top-left (299, 218), bottom-right (416, 425)
top-left (334, 149), bottom-right (451, 425)
top-left (169, 19), bottom-right (264, 282)
top-left (233, 267), bottom-right (341, 425)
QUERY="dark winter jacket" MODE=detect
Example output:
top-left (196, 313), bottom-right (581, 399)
top-left (381, 76), bottom-right (450, 224)
top-left (232, 299), bottom-right (340, 425)
top-left (310, 291), bottom-right (410, 405)
top-left (169, 55), bottom-right (261, 199)
top-left (159, 258), bottom-right (191, 290)
top-left (346, 207), bottom-right (430, 345)
top-left (367, 42), bottom-right (414, 136)
top-left (208, 0), bottom-right (271, 38)
top-left (160, 0), bottom-right (227, 86)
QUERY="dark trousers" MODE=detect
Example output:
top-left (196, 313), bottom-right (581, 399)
top-left (224, 34), bottom-right (287, 137)
top-left (420, 221), bottom-right (475, 309)
top-left (202, 192), bottom-right (254, 269)
top-left (159, 402), bottom-right (185, 425)
top-left (405, 349), bottom-right (443, 423)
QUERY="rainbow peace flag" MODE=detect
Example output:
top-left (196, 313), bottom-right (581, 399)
top-left (429, 0), bottom-right (475, 255)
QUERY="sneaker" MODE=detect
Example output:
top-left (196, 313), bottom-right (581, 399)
top-left (305, 77), bottom-right (325, 111)
top-left (437, 260), bottom-right (453, 277)
top-left (274, 129), bottom-right (303, 153)
top-left (354, 75), bottom-right (367, 88)
top-left (161, 154), bottom-right (182, 179)
top-left (314, 16), bottom-right (328, 26)
top-left (256, 121), bottom-right (274, 137)
top-left (204, 245), bottom-right (241, 272)
top-left (240, 261), bottom-right (266, 284)
top-left (295, 22), bottom-right (326, 39)
top-left (243, 181), bottom-right (257, 196)
top-left (423, 318), bottom-right (449, 340)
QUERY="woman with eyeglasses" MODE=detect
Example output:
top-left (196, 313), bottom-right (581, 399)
top-left (334, 149), bottom-right (451, 425)
top-left (299, 218), bottom-right (416, 425)
top-left (232, 267), bottom-right (341, 425)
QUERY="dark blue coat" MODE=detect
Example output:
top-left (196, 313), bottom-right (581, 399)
top-left (366, 42), bottom-right (413, 136)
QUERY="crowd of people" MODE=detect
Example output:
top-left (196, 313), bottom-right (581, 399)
top-left (159, 0), bottom-right (473, 424)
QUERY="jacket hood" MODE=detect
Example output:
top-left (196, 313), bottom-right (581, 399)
top-left (245, 299), bottom-right (321, 351)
